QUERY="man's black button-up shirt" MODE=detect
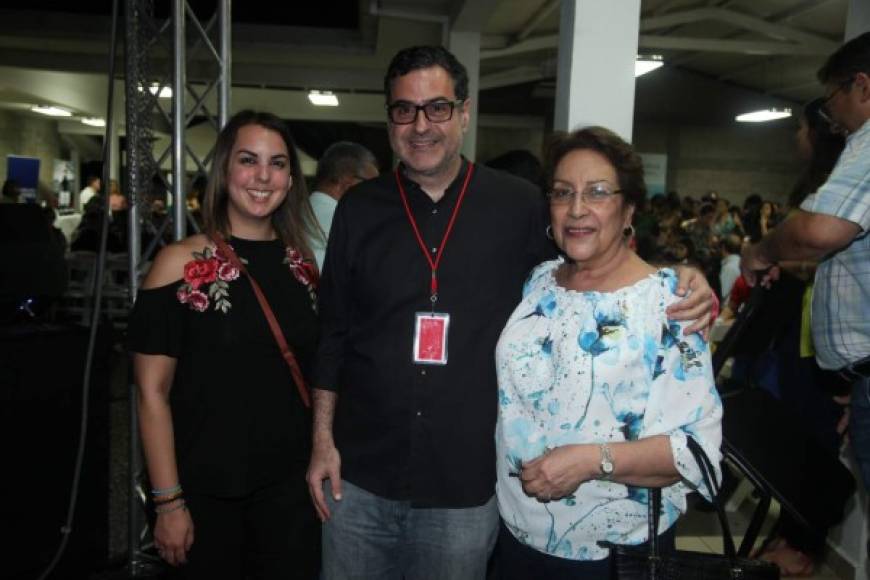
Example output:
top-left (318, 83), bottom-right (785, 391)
top-left (314, 160), bottom-right (555, 508)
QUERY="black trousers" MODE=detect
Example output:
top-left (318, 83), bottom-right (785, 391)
top-left (167, 476), bottom-right (320, 580)
top-left (496, 519), bottom-right (675, 580)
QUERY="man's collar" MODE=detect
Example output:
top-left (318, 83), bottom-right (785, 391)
top-left (848, 117), bottom-right (870, 141)
top-left (397, 157), bottom-right (470, 200)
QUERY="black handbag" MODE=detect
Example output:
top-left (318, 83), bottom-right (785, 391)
top-left (603, 438), bottom-right (780, 580)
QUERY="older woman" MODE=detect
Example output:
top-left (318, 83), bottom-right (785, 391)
top-left (129, 110), bottom-right (321, 578)
top-left (495, 127), bottom-right (723, 579)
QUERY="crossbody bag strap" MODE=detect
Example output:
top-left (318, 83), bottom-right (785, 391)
top-left (211, 235), bottom-right (312, 408)
top-left (648, 487), bottom-right (662, 579)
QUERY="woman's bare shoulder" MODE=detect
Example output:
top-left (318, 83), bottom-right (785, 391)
top-left (141, 234), bottom-right (213, 289)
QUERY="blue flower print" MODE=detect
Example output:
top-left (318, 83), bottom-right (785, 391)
top-left (579, 304), bottom-right (627, 356)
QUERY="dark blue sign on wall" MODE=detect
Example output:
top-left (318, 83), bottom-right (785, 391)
top-left (7, 155), bottom-right (41, 202)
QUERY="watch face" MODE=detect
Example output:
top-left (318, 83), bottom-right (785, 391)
top-left (602, 460), bottom-right (614, 474)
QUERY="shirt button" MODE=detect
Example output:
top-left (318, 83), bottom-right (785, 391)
top-left (431, 247), bottom-right (437, 253)
top-left (432, 208), bottom-right (438, 215)
top-left (421, 369), bottom-right (427, 376)
top-left (416, 411), bottom-right (422, 417)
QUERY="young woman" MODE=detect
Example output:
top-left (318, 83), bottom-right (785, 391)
top-left (129, 110), bottom-right (321, 579)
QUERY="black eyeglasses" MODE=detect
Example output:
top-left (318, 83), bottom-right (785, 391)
top-left (386, 100), bottom-right (464, 125)
top-left (819, 77), bottom-right (854, 126)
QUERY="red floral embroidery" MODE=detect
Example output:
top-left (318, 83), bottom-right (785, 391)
top-left (183, 259), bottom-right (218, 290)
top-left (187, 290), bottom-right (209, 312)
top-left (284, 247), bottom-right (318, 312)
top-left (177, 243), bottom-right (315, 313)
top-left (218, 262), bottom-right (240, 282)
top-left (177, 245), bottom-right (238, 313)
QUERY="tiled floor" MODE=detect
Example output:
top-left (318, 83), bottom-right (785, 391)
top-left (675, 506), bottom-right (845, 579)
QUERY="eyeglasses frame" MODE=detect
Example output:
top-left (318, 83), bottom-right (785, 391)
top-left (385, 99), bottom-right (466, 125)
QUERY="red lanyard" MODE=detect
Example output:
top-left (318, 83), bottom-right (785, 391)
top-left (395, 163), bottom-right (475, 306)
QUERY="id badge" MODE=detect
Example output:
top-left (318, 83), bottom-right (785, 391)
top-left (413, 312), bottom-right (450, 365)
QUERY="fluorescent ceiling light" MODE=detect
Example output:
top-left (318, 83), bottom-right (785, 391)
top-left (31, 105), bottom-right (73, 117)
top-left (308, 90), bottom-right (339, 107)
top-left (138, 83), bottom-right (172, 98)
top-left (81, 117), bottom-right (106, 127)
top-left (735, 108), bottom-right (792, 123)
top-left (635, 55), bottom-right (663, 77)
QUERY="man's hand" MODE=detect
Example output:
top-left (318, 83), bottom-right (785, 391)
top-left (666, 265), bottom-right (714, 338)
top-left (740, 243), bottom-right (778, 288)
top-left (306, 440), bottom-right (342, 522)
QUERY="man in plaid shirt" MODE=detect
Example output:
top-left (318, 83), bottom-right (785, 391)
top-left (742, 31), bottom-right (870, 490)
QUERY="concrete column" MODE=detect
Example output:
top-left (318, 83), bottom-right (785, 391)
top-left (846, 0), bottom-right (870, 41)
top-left (554, 0), bottom-right (641, 142)
top-left (448, 30), bottom-right (480, 161)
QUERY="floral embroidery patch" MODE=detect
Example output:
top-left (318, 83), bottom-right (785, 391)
top-left (284, 247), bottom-right (318, 312)
top-left (177, 245), bottom-right (242, 313)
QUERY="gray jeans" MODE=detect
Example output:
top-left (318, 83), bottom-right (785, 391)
top-left (321, 480), bottom-right (498, 580)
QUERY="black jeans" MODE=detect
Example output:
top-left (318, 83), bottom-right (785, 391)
top-left (167, 476), bottom-right (319, 580)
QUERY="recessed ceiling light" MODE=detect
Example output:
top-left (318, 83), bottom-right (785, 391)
top-left (81, 117), bottom-right (106, 127)
top-left (735, 108), bottom-right (792, 123)
top-left (31, 105), bottom-right (73, 117)
top-left (308, 90), bottom-right (339, 107)
top-left (635, 55), bottom-right (663, 77)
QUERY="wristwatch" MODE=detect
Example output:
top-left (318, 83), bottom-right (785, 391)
top-left (598, 443), bottom-right (615, 480)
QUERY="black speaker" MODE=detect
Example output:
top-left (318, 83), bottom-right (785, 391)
top-left (1, 323), bottom-right (111, 579)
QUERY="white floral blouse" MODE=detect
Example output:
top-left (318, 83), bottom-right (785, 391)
top-left (495, 258), bottom-right (723, 561)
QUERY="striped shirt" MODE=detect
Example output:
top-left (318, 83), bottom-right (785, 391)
top-left (800, 119), bottom-right (870, 370)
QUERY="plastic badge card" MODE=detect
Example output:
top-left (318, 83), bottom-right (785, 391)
top-left (413, 312), bottom-right (450, 365)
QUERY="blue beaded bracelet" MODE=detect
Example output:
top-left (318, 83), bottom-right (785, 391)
top-left (151, 484), bottom-right (182, 496)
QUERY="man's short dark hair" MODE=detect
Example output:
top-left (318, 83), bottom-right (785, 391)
top-left (699, 203), bottom-right (715, 218)
top-left (315, 141), bottom-right (378, 187)
top-left (384, 46), bottom-right (469, 102)
top-left (818, 31), bottom-right (870, 84)
top-left (722, 233), bottom-right (742, 255)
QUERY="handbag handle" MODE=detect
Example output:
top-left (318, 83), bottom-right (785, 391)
top-left (646, 438), bottom-right (736, 564)
top-left (211, 235), bottom-right (312, 408)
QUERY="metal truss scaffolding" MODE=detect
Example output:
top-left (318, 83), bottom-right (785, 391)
top-left (124, 0), bottom-right (230, 575)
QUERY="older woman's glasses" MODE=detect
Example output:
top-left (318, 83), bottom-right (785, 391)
top-left (546, 184), bottom-right (623, 205)
top-left (386, 100), bottom-right (464, 124)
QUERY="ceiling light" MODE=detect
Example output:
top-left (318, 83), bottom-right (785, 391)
top-left (138, 83), bottom-right (172, 98)
top-left (308, 90), bottom-right (339, 107)
top-left (635, 55), bottom-right (663, 77)
top-left (31, 105), bottom-right (73, 117)
top-left (81, 117), bottom-right (106, 127)
top-left (735, 108), bottom-right (792, 123)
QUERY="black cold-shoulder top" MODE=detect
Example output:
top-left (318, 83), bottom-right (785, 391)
top-left (128, 236), bottom-right (318, 497)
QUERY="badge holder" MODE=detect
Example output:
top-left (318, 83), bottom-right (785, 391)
top-left (413, 311), bottom-right (450, 365)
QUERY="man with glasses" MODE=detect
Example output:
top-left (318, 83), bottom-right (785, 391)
top-left (742, 31), bottom-right (870, 491)
top-left (308, 141), bottom-right (380, 270)
top-left (307, 45), bottom-right (713, 579)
